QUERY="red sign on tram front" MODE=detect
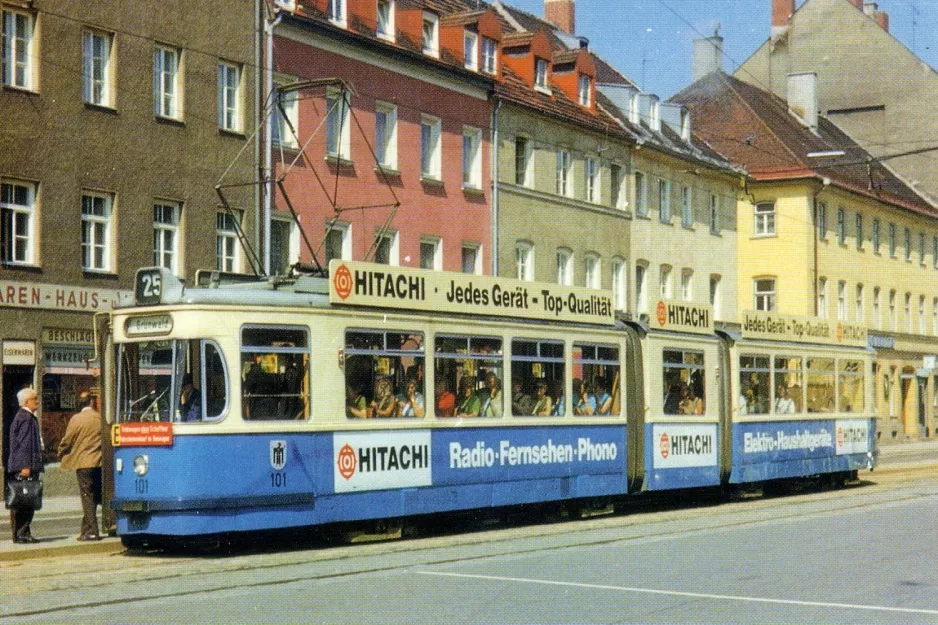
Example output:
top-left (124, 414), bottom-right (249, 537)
top-left (112, 422), bottom-right (174, 447)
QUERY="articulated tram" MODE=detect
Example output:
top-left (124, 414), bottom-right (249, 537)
top-left (105, 261), bottom-right (875, 546)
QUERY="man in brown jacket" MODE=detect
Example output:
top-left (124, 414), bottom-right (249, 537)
top-left (57, 392), bottom-right (102, 541)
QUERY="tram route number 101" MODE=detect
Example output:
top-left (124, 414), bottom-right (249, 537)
top-left (270, 471), bottom-right (287, 487)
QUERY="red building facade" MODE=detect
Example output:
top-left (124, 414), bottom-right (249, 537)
top-left (271, 1), bottom-right (500, 274)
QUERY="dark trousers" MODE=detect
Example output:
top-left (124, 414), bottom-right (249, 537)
top-left (6, 473), bottom-right (35, 540)
top-left (77, 467), bottom-right (101, 537)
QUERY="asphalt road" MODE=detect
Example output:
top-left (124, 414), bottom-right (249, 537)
top-left (3, 470), bottom-right (937, 624)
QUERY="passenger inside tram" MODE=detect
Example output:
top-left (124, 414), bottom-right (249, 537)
top-left (435, 379), bottom-right (456, 417)
top-left (456, 376), bottom-right (481, 417)
top-left (531, 379), bottom-right (553, 416)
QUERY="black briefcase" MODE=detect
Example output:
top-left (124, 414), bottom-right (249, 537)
top-left (5, 477), bottom-right (43, 511)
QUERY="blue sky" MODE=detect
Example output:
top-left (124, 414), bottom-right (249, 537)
top-left (505, 0), bottom-right (938, 98)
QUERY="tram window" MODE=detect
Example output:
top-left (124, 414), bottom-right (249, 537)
top-left (173, 340), bottom-right (229, 423)
top-left (240, 326), bottom-right (310, 420)
top-left (202, 342), bottom-right (228, 420)
top-left (116, 340), bottom-right (176, 423)
top-left (572, 343), bottom-right (620, 416)
top-left (662, 349), bottom-right (705, 415)
top-left (838, 360), bottom-right (865, 413)
top-left (739, 355), bottom-right (770, 415)
top-left (773, 357), bottom-right (803, 414)
top-left (344, 329), bottom-right (425, 419)
top-left (434, 335), bottom-right (503, 418)
top-left (806, 358), bottom-right (835, 413)
top-left (511, 339), bottom-right (564, 416)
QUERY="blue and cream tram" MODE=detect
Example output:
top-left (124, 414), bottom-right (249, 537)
top-left (105, 262), bottom-right (875, 545)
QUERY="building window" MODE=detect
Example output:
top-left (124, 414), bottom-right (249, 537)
top-left (556, 248), bottom-right (572, 286)
top-left (373, 230), bottom-right (399, 265)
top-left (888, 223), bottom-right (896, 257)
top-left (153, 201), bottom-right (180, 273)
top-left (481, 37), bottom-right (497, 74)
top-left (1, 9), bottom-right (33, 90)
top-left (933, 297), bottom-right (938, 336)
top-left (153, 45), bottom-right (181, 119)
top-left (681, 268), bottom-right (693, 301)
top-left (816, 201), bottom-right (826, 238)
top-left (324, 221), bottom-right (351, 264)
top-left (556, 150), bottom-right (572, 197)
top-left (376, 0), bottom-right (395, 41)
top-left (422, 12), bottom-right (439, 57)
top-left (578, 74), bottom-right (591, 107)
top-left (328, 0), bottom-right (346, 26)
top-left (658, 179), bottom-right (671, 223)
top-left (659, 264), bottom-right (672, 298)
top-left (681, 185), bottom-right (692, 228)
top-left (837, 280), bottom-right (846, 321)
top-left (709, 194), bottom-right (720, 234)
top-left (817, 277), bottom-right (827, 318)
top-left (709, 274), bottom-right (721, 320)
top-left (462, 244), bottom-right (481, 274)
top-left (635, 262), bottom-right (648, 313)
top-left (218, 62), bottom-right (242, 132)
top-left (585, 158), bottom-right (598, 203)
top-left (463, 30), bottom-right (478, 71)
top-left (534, 57), bottom-right (548, 90)
top-left (920, 294), bottom-right (927, 334)
top-left (462, 126), bottom-right (482, 189)
top-left (0, 180), bottom-right (35, 265)
top-left (515, 137), bottom-right (530, 187)
top-left (516, 241), bottom-right (533, 281)
top-left (272, 85), bottom-right (298, 148)
top-left (905, 292), bottom-right (912, 332)
top-left (270, 216), bottom-right (298, 275)
top-left (872, 218), bottom-right (880, 253)
top-left (326, 88), bottom-right (350, 159)
top-left (374, 101), bottom-right (398, 170)
top-left (634, 171), bottom-right (647, 217)
top-left (837, 208), bottom-right (846, 245)
top-left (584, 253), bottom-right (600, 289)
top-left (920, 232), bottom-right (926, 265)
top-left (873, 287), bottom-right (881, 329)
top-left (610, 164), bottom-right (624, 209)
top-left (420, 114), bottom-right (441, 180)
top-left (611, 257), bottom-right (626, 311)
top-left (83, 29), bottom-right (113, 107)
top-left (754, 278), bottom-right (776, 312)
top-left (933, 236), bottom-right (938, 269)
top-left (420, 236), bottom-right (442, 270)
top-left (889, 290), bottom-right (897, 330)
top-left (754, 202), bottom-right (775, 236)
top-left (216, 211), bottom-right (241, 272)
top-left (855, 213), bottom-right (863, 249)
top-left (81, 192), bottom-right (113, 272)
top-left (905, 227), bottom-right (912, 261)
top-left (856, 284), bottom-right (864, 324)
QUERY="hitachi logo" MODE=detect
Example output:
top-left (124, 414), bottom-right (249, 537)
top-left (358, 444), bottom-right (429, 472)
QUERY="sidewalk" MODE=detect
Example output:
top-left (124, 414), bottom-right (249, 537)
top-left (2, 440), bottom-right (936, 561)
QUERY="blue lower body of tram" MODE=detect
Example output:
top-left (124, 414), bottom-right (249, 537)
top-left (112, 425), bottom-right (629, 537)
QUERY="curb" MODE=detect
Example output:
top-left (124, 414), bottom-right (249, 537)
top-left (0, 537), bottom-right (123, 562)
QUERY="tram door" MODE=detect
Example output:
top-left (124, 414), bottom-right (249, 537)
top-left (2, 365), bottom-right (37, 490)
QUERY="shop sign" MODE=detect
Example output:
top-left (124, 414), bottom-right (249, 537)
top-left (867, 334), bottom-right (896, 350)
top-left (43, 345), bottom-right (95, 368)
top-left (741, 310), bottom-right (867, 347)
top-left (2, 340), bottom-right (36, 365)
top-left (0, 281), bottom-right (129, 312)
top-left (41, 327), bottom-right (95, 346)
top-left (328, 260), bottom-right (615, 326)
top-left (648, 299), bottom-right (713, 335)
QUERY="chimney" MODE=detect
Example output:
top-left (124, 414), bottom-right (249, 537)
top-left (787, 72), bottom-right (818, 131)
top-left (848, 0), bottom-right (862, 8)
top-left (772, 0), bottom-right (795, 39)
top-left (863, 2), bottom-right (889, 31)
top-left (876, 10), bottom-right (889, 31)
top-left (545, 0), bottom-right (575, 34)
top-left (692, 26), bottom-right (723, 81)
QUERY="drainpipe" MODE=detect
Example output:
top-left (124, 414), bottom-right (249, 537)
top-left (264, 8), bottom-right (283, 276)
top-left (254, 0), bottom-right (263, 265)
top-left (491, 99), bottom-right (501, 276)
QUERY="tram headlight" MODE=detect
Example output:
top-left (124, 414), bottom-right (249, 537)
top-left (133, 455), bottom-right (149, 476)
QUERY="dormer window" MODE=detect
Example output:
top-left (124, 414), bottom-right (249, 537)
top-left (376, 0), bottom-right (394, 41)
top-left (535, 58), bottom-right (549, 91)
top-left (328, 0), bottom-right (346, 27)
top-left (628, 93), bottom-right (639, 124)
top-left (650, 100), bottom-right (660, 130)
top-left (578, 74), bottom-right (591, 107)
top-left (680, 109), bottom-right (690, 141)
top-left (422, 12), bottom-right (439, 58)
top-left (464, 30), bottom-right (478, 71)
top-left (481, 37), bottom-right (497, 75)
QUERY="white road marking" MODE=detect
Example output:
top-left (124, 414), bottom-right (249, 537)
top-left (418, 571), bottom-right (938, 616)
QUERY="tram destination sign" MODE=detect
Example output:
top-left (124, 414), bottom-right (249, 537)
top-left (741, 310), bottom-right (867, 347)
top-left (329, 260), bottom-right (615, 325)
